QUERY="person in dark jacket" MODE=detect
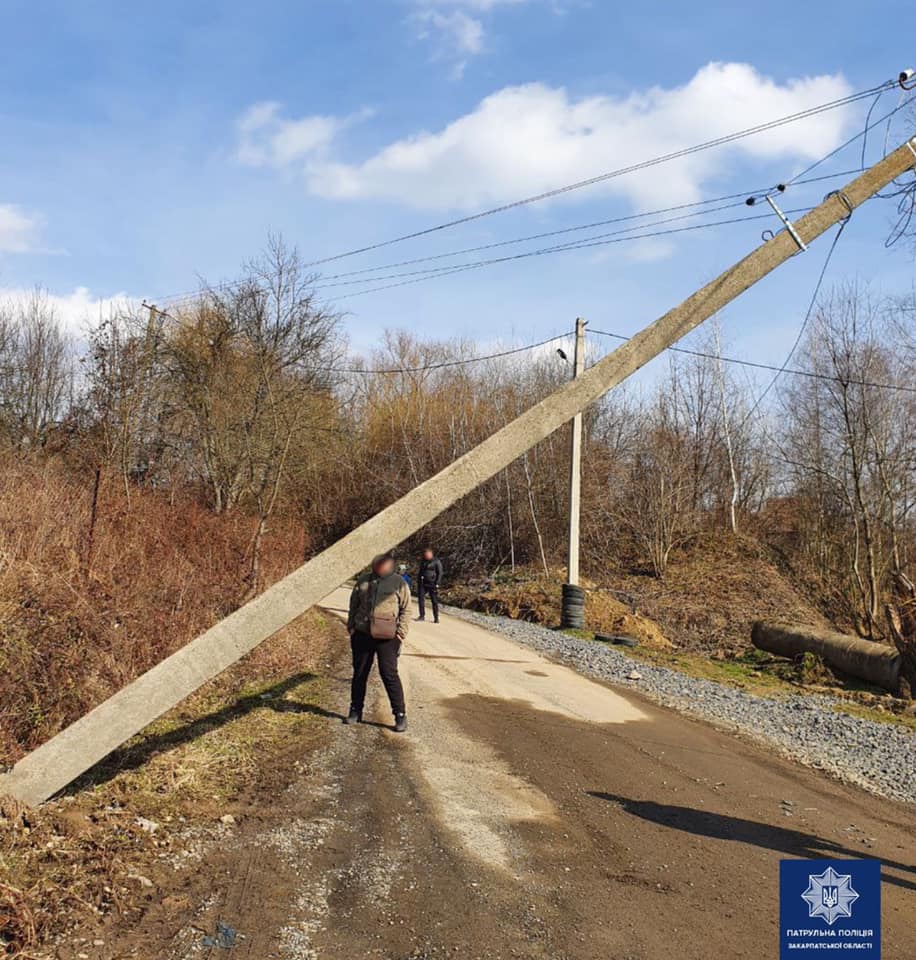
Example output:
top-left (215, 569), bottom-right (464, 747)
top-left (417, 547), bottom-right (443, 623)
top-left (346, 553), bottom-right (411, 732)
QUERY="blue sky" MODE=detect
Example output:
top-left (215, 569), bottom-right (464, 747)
top-left (0, 0), bottom-right (913, 375)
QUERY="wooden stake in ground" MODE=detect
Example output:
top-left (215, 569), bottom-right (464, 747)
top-left (2, 136), bottom-right (915, 807)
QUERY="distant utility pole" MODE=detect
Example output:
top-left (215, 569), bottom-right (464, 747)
top-left (561, 317), bottom-right (587, 629)
top-left (566, 317), bottom-right (586, 587)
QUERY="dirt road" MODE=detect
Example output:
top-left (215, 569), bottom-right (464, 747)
top-left (116, 591), bottom-right (914, 959)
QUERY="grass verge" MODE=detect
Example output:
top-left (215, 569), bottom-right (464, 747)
top-left (0, 609), bottom-right (344, 959)
top-left (614, 641), bottom-right (916, 733)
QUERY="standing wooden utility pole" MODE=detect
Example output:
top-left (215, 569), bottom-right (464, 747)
top-left (3, 135), bottom-right (914, 807)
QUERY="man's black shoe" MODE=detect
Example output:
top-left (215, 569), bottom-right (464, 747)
top-left (393, 713), bottom-right (408, 733)
top-left (416, 616), bottom-right (425, 622)
top-left (343, 707), bottom-right (362, 725)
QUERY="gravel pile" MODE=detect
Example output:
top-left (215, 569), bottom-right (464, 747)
top-left (444, 606), bottom-right (916, 805)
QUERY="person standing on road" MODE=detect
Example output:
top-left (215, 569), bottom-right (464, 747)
top-left (346, 553), bottom-right (410, 733)
top-left (417, 547), bottom-right (444, 623)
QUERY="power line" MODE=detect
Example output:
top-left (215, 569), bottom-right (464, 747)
top-left (300, 81), bottom-right (894, 269)
top-left (590, 324), bottom-right (916, 396)
top-left (142, 304), bottom-right (571, 375)
top-left (327, 208), bottom-right (814, 300)
top-left (657, 175), bottom-right (854, 419)
top-left (151, 206), bottom-right (801, 314)
top-left (153, 170), bottom-right (860, 310)
top-left (312, 174), bottom-right (867, 288)
top-left (147, 77), bottom-right (898, 309)
top-left (739, 218), bottom-right (850, 424)
top-left (329, 331), bottom-right (572, 375)
top-left (313, 202), bottom-right (753, 290)
top-left (298, 171), bottom-right (861, 285)
top-left (322, 94), bottom-right (907, 306)
top-left (314, 200), bottom-right (747, 284)
top-left (788, 93), bottom-right (913, 184)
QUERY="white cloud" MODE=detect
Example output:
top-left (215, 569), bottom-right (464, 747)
top-left (306, 63), bottom-right (854, 212)
top-left (237, 102), bottom-right (371, 169)
top-left (415, 9), bottom-right (485, 56)
top-left (408, 0), bottom-right (531, 75)
top-left (0, 286), bottom-right (136, 338)
top-left (419, 0), bottom-right (529, 8)
top-left (0, 204), bottom-right (43, 254)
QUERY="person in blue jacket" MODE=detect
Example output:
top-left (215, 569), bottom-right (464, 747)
top-left (398, 563), bottom-right (413, 592)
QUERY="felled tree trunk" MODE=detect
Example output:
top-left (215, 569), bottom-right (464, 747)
top-left (751, 622), bottom-right (902, 695)
top-left (886, 572), bottom-right (916, 700)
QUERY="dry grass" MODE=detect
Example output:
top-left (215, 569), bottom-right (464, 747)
top-left (596, 531), bottom-right (828, 657)
top-left (0, 450), bottom-right (339, 956)
top-left (0, 454), bottom-right (303, 765)
top-left (0, 609), bottom-right (343, 957)
top-left (447, 574), bottom-right (671, 649)
top-left (446, 532), bottom-right (824, 658)
top-left (0, 880), bottom-right (35, 960)
top-left (622, 644), bottom-right (916, 731)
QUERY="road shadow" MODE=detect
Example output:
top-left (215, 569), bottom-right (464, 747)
top-left (588, 792), bottom-right (915, 892)
top-left (351, 719), bottom-right (398, 731)
top-left (66, 672), bottom-right (342, 794)
top-left (321, 604), bottom-right (349, 618)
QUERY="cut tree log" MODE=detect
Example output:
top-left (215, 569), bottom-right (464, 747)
top-left (751, 622), bottom-right (902, 695)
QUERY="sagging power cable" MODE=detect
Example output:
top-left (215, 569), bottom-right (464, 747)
top-left (301, 81), bottom-right (895, 269)
top-left (589, 327), bottom-right (916, 396)
top-left (738, 217), bottom-right (850, 425)
top-left (148, 77), bottom-right (900, 309)
top-left (141, 303), bottom-right (572, 376)
top-left (307, 172), bottom-right (859, 285)
top-left (327, 208), bottom-right (814, 300)
top-left (329, 331), bottom-right (572, 375)
top-left (152, 170), bottom-right (859, 310)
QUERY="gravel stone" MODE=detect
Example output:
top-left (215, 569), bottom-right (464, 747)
top-left (444, 606), bottom-right (916, 804)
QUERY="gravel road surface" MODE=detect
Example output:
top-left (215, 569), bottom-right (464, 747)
top-left (96, 592), bottom-right (915, 960)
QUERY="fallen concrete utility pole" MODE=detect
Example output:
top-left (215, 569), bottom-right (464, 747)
top-left (3, 136), bottom-right (914, 807)
top-left (752, 622), bottom-right (902, 694)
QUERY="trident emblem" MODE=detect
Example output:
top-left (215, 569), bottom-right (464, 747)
top-left (822, 886), bottom-right (839, 910)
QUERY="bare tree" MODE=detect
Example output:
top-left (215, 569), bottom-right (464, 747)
top-left (616, 381), bottom-right (697, 578)
top-left (712, 324), bottom-right (740, 533)
top-left (82, 305), bottom-right (166, 501)
top-left (0, 289), bottom-right (73, 447)
top-left (782, 286), bottom-right (915, 636)
top-left (163, 235), bottom-right (345, 591)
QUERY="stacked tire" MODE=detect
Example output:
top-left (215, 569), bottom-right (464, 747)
top-left (561, 583), bottom-right (585, 629)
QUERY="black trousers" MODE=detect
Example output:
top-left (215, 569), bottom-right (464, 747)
top-left (418, 581), bottom-right (439, 621)
top-left (350, 631), bottom-right (405, 716)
